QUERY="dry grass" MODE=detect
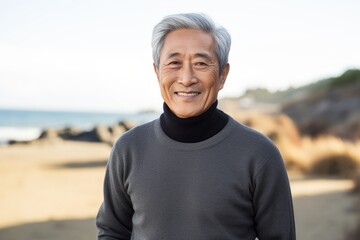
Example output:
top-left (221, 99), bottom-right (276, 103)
top-left (283, 136), bottom-right (360, 177)
top-left (228, 110), bottom-right (360, 178)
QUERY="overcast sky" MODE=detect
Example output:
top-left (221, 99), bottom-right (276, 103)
top-left (1, 0), bottom-right (359, 113)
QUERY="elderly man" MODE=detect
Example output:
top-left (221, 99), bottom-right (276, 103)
top-left (96, 13), bottom-right (296, 239)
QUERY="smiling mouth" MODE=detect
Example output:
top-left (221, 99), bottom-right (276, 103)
top-left (176, 91), bottom-right (200, 97)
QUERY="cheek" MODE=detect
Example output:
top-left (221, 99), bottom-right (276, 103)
top-left (158, 71), bottom-right (175, 84)
top-left (160, 72), bottom-right (179, 89)
top-left (207, 80), bottom-right (224, 98)
top-left (206, 68), bottom-right (221, 87)
top-left (159, 79), bottom-right (173, 97)
top-left (204, 74), bottom-right (222, 91)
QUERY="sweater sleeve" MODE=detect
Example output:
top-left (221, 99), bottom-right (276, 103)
top-left (96, 145), bottom-right (134, 240)
top-left (253, 149), bottom-right (296, 239)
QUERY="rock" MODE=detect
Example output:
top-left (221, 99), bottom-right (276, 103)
top-left (6, 119), bottom-right (136, 146)
top-left (109, 124), bottom-right (127, 143)
top-left (8, 140), bottom-right (32, 145)
top-left (94, 125), bottom-right (113, 145)
top-left (118, 120), bottom-right (136, 131)
top-left (58, 127), bottom-right (81, 139)
top-left (38, 129), bottom-right (60, 140)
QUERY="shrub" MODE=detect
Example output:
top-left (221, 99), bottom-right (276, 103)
top-left (309, 153), bottom-right (358, 177)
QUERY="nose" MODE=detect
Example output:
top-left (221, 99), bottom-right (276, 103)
top-left (177, 63), bottom-right (198, 86)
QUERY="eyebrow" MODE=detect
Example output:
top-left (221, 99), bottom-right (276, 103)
top-left (165, 52), bottom-right (213, 61)
top-left (165, 52), bottom-right (181, 59)
top-left (194, 53), bottom-right (212, 61)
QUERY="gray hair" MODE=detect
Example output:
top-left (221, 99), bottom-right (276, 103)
top-left (151, 13), bottom-right (231, 72)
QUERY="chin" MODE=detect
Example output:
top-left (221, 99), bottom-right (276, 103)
top-left (175, 109), bottom-right (201, 118)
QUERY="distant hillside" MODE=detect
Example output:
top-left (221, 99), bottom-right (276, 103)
top-left (233, 68), bottom-right (360, 105)
top-left (219, 68), bottom-right (360, 140)
top-left (281, 69), bottom-right (360, 140)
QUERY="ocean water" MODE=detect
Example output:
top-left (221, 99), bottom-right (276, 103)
top-left (0, 109), bottom-right (160, 145)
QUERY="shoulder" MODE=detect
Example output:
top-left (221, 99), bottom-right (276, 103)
top-left (228, 116), bottom-right (279, 153)
top-left (226, 116), bottom-right (284, 174)
top-left (112, 119), bottom-right (157, 151)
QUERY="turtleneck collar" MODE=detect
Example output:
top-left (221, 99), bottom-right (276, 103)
top-left (160, 100), bottom-right (229, 143)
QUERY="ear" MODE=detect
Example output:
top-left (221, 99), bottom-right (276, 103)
top-left (219, 63), bottom-right (230, 90)
top-left (153, 63), bottom-right (160, 82)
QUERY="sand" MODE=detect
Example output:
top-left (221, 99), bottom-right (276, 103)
top-left (291, 176), bottom-right (357, 240)
top-left (0, 140), bottom-right (358, 240)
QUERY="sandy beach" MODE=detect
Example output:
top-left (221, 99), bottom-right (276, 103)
top-left (0, 140), bottom-right (358, 240)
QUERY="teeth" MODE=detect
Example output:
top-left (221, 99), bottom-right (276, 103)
top-left (177, 92), bottom-right (199, 96)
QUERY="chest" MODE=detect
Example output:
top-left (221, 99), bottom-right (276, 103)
top-left (125, 148), bottom-right (254, 220)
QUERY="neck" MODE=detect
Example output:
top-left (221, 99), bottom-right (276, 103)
top-left (160, 100), bottom-right (229, 143)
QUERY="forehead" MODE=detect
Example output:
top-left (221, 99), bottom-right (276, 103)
top-left (161, 29), bottom-right (216, 58)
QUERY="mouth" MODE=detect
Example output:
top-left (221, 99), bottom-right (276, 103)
top-left (175, 91), bottom-right (201, 97)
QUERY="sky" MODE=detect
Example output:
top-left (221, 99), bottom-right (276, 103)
top-left (0, 0), bottom-right (359, 113)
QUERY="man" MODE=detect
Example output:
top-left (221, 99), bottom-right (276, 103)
top-left (96, 13), bottom-right (296, 239)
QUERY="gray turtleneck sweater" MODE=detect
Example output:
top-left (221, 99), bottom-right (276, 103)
top-left (96, 116), bottom-right (296, 239)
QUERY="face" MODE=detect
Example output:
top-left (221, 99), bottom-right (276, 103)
top-left (154, 28), bottom-right (230, 118)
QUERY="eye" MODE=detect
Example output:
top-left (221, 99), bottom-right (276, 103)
top-left (168, 61), bottom-right (180, 65)
top-left (194, 62), bottom-right (208, 68)
top-left (166, 61), bottom-right (181, 69)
